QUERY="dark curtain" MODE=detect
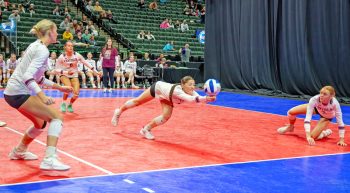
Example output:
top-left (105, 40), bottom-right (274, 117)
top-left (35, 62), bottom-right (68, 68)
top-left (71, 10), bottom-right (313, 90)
top-left (205, 0), bottom-right (350, 97)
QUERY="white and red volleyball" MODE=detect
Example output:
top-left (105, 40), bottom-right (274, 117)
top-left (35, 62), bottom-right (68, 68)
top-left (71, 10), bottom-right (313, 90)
top-left (204, 79), bottom-right (221, 96)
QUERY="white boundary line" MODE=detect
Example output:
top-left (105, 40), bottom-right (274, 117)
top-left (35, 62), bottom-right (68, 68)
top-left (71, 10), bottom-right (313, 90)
top-left (3, 126), bottom-right (114, 175)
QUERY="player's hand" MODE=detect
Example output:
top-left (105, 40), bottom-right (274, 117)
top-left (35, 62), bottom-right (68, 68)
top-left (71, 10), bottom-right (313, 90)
top-left (42, 96), bottom-right (55, 105)
top-left (307, 137), bottom-right (316, 146)
top-left (59, 86), bottom-right (73, 93)
top-left (206, 95), bottom-right (216, 102)
top-left (337, 139), bottom-right (347, 146)
top-left (68, 70), bottom-right (75, 75)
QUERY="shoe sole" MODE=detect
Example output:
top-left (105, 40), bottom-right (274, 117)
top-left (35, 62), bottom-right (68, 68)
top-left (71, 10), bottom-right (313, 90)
top-left (40, 167), bottom-right (70, 171)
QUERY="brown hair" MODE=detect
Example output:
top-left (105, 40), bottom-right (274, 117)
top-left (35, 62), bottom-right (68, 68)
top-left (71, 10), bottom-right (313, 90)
top-left (321, 86), bottom-right (335, 96)
top-left (181, 76), bottom-right (194, 85)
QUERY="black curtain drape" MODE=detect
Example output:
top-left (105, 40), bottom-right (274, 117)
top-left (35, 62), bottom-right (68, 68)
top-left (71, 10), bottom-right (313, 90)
top-left (205, 0), bottom-right (350, 97)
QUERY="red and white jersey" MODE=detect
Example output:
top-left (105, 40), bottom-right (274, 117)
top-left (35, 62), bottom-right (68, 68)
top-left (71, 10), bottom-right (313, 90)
top-left (305, 94), bottom-right (345, 129)
top-left (154, 81), bottom-right (206, 105)
top-left (56, 52), bottom-right (93, 78)
top-left (6, 59), bottom-right (18, 70)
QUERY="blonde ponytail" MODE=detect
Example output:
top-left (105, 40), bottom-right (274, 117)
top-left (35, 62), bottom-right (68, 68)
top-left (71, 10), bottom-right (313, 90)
top-left (30, 19), bottom-right (56, 38)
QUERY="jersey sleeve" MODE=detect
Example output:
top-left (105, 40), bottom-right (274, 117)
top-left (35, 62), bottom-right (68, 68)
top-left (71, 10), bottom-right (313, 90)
top-left (174, 88), bottom-right (206, 103)
top-left (304, 96), bottom-right (317, 124)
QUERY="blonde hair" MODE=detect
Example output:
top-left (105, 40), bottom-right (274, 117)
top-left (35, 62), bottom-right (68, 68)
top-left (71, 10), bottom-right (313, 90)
top-left (30, 19), bottom-right (56, 38)
top-left (181, 76), bottom-right (194, 85)
top-left (321, 86), bottom-right (335, 96)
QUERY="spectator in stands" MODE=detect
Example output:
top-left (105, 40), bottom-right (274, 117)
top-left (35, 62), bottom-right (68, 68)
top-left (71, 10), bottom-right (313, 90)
top-left (62, 27), bottom-right (74, 41)
top-left (175, 20), bottom-right (181, 31)
top-left (9, 10), bottom-right (20, 22)
top-left (89, 34), bottom-right (97, 46)
top-left (8, 3), bottom-right (17, 12)
top-left (156, 57), bottom-right (168, 68)
top-left (63, 6), bottom-right (71, 18)
top-left (81, 15), bottom-right (89, 27)
top-left (74, 32), bottom-right (89, 47)
top-left (74, 24), bottom-right (82, 35)
top-left (199, 7), bottom-right (205, 24)
top-left (183, 5), bottom-right (191, 15)
top-left (85, 52), bottom-right (101, 88)
top-left (156, 53), bottom-right (165, 63)
top-left (100, 38), bottom-right (118, 92)
top-left (18, 4), bottom-right (25, 13)
top-left (146, 31), bottom-right (156, 41)
top-left (137, 0), bottom-right (146, 10)
top-left (54, 0), bottom-right (62, 4)
top-left (85, 0), bottom-right (94, 12)
top-left (160, 0), bottom-right (169, 5)
top-left (149, 0), bottom-right (158, 11)
top-left (179, 44), bottom-right (191, 62)
top-left (22, 0), bottom-right (31, 10)
top-left (82, 29), bottom-right (91, 43)
top-left (87, 20), bottom-right (98, 36)
top-left (28, 3), bottom-right (35, 17)
top-left (59, 17), bottom-right (70, 29)
top-left (94, 1), bottom-right (103, 13)
top-left (52, 5), bottom-right (61, 16)
top-left (124, 56), bottom-right (139, 89)
top-left (180, 20), bottom-right (189, 32)
top-left (163, 41), bottom-right (175, 51)
top-left (137, 30), bottom-right (146, 40)
top-left (160, 18), bottom-right (171, 29)
top-left (114, 55), bottom-right (125, 89)
top-left (106, 10), bottom-right (115, 23)
top-left (142, 52), bottom-right (151, 61)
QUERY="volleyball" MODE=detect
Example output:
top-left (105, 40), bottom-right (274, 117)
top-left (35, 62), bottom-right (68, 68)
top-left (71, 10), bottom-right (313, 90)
top-left (204, 79), bottom-right (221, 96)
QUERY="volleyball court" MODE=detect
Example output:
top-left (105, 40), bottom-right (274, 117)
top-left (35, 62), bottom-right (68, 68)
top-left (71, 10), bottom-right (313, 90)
top-left (0, 89), bottom-right (349, 192)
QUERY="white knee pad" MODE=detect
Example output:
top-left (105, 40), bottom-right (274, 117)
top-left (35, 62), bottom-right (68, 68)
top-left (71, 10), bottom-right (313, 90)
top-left (287, 112), bottom-right (296, 121)
top-left (125, 100), bottom-right (137, 108)
top-left (154, 115), bottom-right (169, 125)
top-left (48, 119), bottom-right (63, 137)
top-left (26, 126), bottom-right (44, 139)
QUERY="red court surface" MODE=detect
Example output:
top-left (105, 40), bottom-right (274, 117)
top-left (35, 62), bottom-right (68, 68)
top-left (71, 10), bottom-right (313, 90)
top-left (1, 98), bottom-right (349, 185)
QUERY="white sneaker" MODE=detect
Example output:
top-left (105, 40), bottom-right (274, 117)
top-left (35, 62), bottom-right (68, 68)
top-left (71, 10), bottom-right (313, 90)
top-left (140, 127), bottom-right (155, 140)
top-left (111, 108), bottom-right (121, 126)
top-left (108, 88), bottom-right (112, 92)
top-left (103, 88), bottom-right (107, 92)
top-left (0, 121), bottom-right (6, 127)
top-left (40, 155), bottom-right (70, 171)
top-left (277, 125), bottom-right (294, 134)
top-left (9, 148), bottom-right (38, 160)
top-left (317, 129), bottom-right (333, 140)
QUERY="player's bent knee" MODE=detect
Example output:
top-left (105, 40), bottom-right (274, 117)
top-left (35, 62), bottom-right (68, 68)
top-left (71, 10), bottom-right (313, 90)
top-left (287, 111), bottom-right (296, 120)
top-left (48, 119), bottom-right (63, 137)
top-left (154, 115), bottom-right (170, 125)
top-left (26, 125), bottom-right (44, 139)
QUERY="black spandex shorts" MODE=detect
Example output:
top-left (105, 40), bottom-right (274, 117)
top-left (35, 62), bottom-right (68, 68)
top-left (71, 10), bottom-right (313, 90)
top-left (4, 94), bottom-right (31, 109)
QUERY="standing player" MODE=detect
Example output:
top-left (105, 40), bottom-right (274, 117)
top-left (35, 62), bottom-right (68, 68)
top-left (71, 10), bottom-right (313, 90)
top-left (56, 41), bottom-right (96, 113)
top-left (277, 86), bottom-right (347, 146)
top-left (111, 76), bottom-right (216, 139)
top-left (4, 19), bottom-right (73, 170)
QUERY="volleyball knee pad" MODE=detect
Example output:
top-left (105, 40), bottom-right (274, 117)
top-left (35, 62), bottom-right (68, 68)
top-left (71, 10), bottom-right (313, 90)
top-left (154, 115), bottom-right (169, 125)
top-left (125, 100), bottom-right (137, 108)
top-left (26, 126), bottom-right (44, 139)
top-left (287, 112), bottom-right (296, 121)
top-left (48, 119), bottom-right (63, 137)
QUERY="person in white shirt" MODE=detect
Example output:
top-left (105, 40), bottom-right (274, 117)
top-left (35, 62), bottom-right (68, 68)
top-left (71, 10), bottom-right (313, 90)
top-left (55, 41), bottom-right (96, 113)
top-left (85, 52), bottom-right (102, 88)
top-left (4, 19), bottom-right (73, 171)
top-left (111, 76), bottom-right (216, 140)
top-left (277, 86), bottom-right (346, 146)
top-left (123, 56), bottom-right (139, 89)
top-left (46, 51), bottom-right (60, 85)
top-left (6, 53), bottom-right (18, 79)
top-left (113, 55), bottom-right (125, 89)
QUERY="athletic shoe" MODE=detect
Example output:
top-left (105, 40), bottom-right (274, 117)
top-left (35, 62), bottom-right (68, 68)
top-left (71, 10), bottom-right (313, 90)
top-left (67, 104), bottom-right (74, 113)
top-left (40, 155), bottom-right (70, 171)
top-left (103, 88), bottom-right (107, 92)
top-left (9, 148), bottom-right (38, 160)
top-left (277, 125), bottom-right (294, 134)
top-left (60, 103), bottom-right (67, 113)
top-left (131, 85), bottom-right (140, 89)
top-left (0, 121), bottom-right (6, 127)
top-left (111, 108), bottom-right (121, 126)
top-left (108, 88), bottom-right (112, 92)
top-left (140, 127), bottom-right (155, 140)
top-left (317, 129), bottom-right (333, 140)
top-left (122, 84), bottom-right (126, 89)
top-left (92, 84), bottom-right (97, 89)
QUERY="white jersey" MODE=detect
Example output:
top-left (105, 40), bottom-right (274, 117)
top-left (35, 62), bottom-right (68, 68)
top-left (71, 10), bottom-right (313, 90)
top-left (124, 60), bottom-right (137, 73)
top-left (0, 60), bottom-right (5, 69)
top-left (47, 58), bottom-right (57, 71)
top-left (56, 52), bottom-right (93, 78)
top-left (6, 59), bottom-right (18, 70)
top-left (4, 40), bottom-right (53, 95)
top-left (115, 61), bottom-right (124, 72)
top-left (154, 81), bottom-right (206, 105)
top-left (305, 95), bottom-right (345, 130)
top-left (86, 59), bottom-right (98, 72)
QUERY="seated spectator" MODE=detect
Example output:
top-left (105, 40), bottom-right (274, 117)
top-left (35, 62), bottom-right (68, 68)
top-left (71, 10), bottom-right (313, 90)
top-left (81, 15), bottom-right (89, 27)
top-left (168, 19), bottom-right (175, 29)
top-left (82, 29), bottom-right (91, 43)
top-left (160, 18), bottom-right (170, 29)
top-left (94, 1), bottom-right (103, 13)
top-left (137, 30), bottom-right (146, 40)
top-left (53, 5), bottom-right (61, 16)
top-left (9, 10), bottom-right (20, 22)
top-left (163, 41), bottom-right (175, 51)
top-left (160, 0), bottom-right (168, 5)
top-left (9, 3), bottom-right (17, 12)
top-left (137, 0), bottom-right (145, 10)
top-left (74, 32), bottom-right (89, 47)
top-left (156, 58), bottom-right (168, 68)
top-left (183, 5), bottom-right (191, 15)
top-left (106, 10), bottom-right (116, 23)
top-left (28, 4), bottom-right (35, 17)
top-left (87, 20), bottom-right (98, 36)
top-left (149, 0), bottom-right (158, 11)
top-left (63, 6), bottom-right (71, 18)
top-left (54, 0), bottom-right (62, 4)
top-left (59, 17), bottom-right (70, 29)
top-left (18, 4), bottom-right (25, 13)
top-left (89, 34), bottom-right (97, 46)
top-left (62, 27), bottom-right (74, 40)
top-left (145, 31), bottom-right (156, 41)
top-left (85, 0), bottom-right (94, 12)
top-left (156, 53), bottom-right (165, 63)
top-left (180, 20), bottom-right (189, 32)
top-left (22, 0), bottom-right (31, 10)
top-left (142, 52), bottom-right (150, 61)
top-left (175, 20), bottom-right (181, 31)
